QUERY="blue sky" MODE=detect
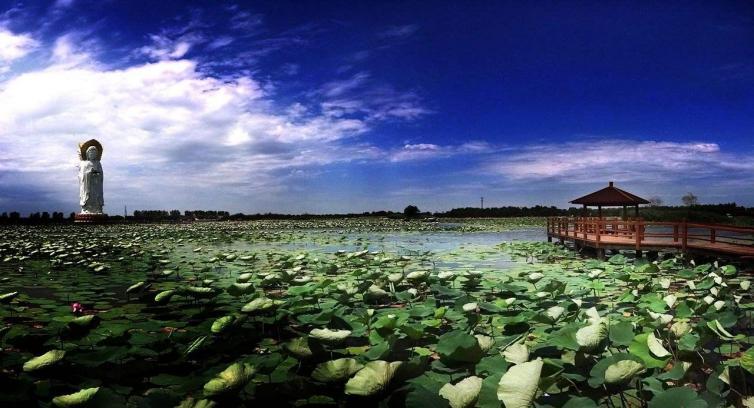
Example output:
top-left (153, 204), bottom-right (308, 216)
top-left (0, 0), bottom-right (753, 214)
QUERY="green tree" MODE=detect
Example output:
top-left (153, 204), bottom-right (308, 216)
top-left (403, 205), bottom-right (420, 218)
top-left (682, 192), bottom-right (698, 206)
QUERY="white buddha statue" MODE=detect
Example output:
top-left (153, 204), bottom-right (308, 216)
top-left (78, 141), bottom-right (104, 214)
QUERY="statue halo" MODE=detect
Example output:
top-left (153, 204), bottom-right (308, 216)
top-left (78, 139), bottom-right (103, 161)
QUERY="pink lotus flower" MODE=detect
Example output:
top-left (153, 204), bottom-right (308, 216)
top-left (71, 302), bottom-right (84, 315)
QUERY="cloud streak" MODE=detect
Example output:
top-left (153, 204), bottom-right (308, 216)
top-left (485, 140), bottom-right (754, 184)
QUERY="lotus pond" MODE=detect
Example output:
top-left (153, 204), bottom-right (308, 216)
top-left (0, 218), bottom-right (753, 407)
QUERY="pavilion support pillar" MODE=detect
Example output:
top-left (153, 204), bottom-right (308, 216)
top-left (622, 205), bottom-right (627, 220)
top-left (635, 205), bottom-right (639, 218)
top-left (582, 204), bottom-right (587, 217)
top-left (598, 206), bottom-right (602, 219)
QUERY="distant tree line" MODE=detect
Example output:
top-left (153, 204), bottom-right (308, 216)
top-left (0, 211), bottom-right (74, 225)
top-left (436, 205), bottom-right (570, 218)
top-left (1, 202), bottom-right (754, 225)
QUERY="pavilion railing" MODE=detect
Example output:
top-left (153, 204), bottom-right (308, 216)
top-left (546, 217), bottom-right (754, 253)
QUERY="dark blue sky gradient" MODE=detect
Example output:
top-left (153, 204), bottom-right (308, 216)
top-left (1, 0), bottom-right (753, 212)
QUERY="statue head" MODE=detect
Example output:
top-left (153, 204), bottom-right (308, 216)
top-left (86, 146), bottom-right (99, 161)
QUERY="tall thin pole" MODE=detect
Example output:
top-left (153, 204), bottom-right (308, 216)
top-left (124, 205), bottom-right (127, 218)
top-left (480, 197), bottom-right (484, 209)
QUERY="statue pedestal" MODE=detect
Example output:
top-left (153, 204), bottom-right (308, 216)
top-left (74, 213), bottom-right (108, 223)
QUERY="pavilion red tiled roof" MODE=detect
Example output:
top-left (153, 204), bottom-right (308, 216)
top-left (570, 181), bottom-right (650, 206)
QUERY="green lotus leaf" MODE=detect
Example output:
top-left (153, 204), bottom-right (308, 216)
top-left (576, 322), bottom-right (607, 353)
top-left (154, 289), bottom-right (175, 304)
top-left (544, 305), bottom-right (565, 322)
top-left (502, 342), bottom-right (528, 364)
top-left (241, 297), bottom-right (276, 313)
top-left (563, 397), bottom-right (598, 408)
top-left (226, 282), bottom-right (254, 296)
top-left (648, 387), bottom-right (707, 408)
top-left (0, 291), bottom-right (19, 304)
top-left (344, 360), bottom-right (402, 396)
top-left (741, 347), bottom-right (754, 374)
top-left (406, 270), bottom-right (429, 282)
top-left (475, 334), bottom-right (494, 353)
top-left (740, 280), bottom-right (750, 291)
top-left (462, 302), bottom-right (478, 313)
top-left (309, 328), bottom-right (351, 344)
top-left (437, 330), bottom-right (484, 364)
top-left (438, 271), bottom-right (455, 281)
top-left (527, 272), bottom-right (544, 283)
top-left (669, 321), bottom-right (691, 338)
top-left (126, 281), bottom-right (145, 293)
top-left (237, 272), bottom-right (253, 283)
top-left (311, 358), bottom-right (363, 382)
top-left (609, 321), bottom-right (635, 346)
top-left (203, 362), bottom-right (256, 397)
top-left (185, 286), bottom-right (217, 298)
top-left (496, 358), bottom-right (543, 408)
top-left (387, 272), bottom-right (404, 283)
top-left (284, 336), bottom-right (313, 358)
top-left (604, 360), bottom-right (645, 385)
top-left (588, 353), bottom-right (645, 387)
top-left (647, 332), bottom-right (670, 358)
top-left (210, 315), bottom-right (236, 334)
top-left (720, 265), bottom-right (737, 276)
top-left (629, 333), bottom-right (669, 368)
top-left (707, 319), bottom-right (737, 340)
top-left (636, 263), bottom-right (659, 274)
top-left (23, 349), bottom-right (65, 372)
top-left (439, 376), bottom-right (483, 408)
top-left (663, 294), bottom-right (677, 308)
top-left (69, 314), bottom-right (99, 329)
top-left (51, 387), bottom-right (100, 407)
top-left (365, 285), bottom-right (390, 302)
top-left (176, 397), bottom-right (217, 408)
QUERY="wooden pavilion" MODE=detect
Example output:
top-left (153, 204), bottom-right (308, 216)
top-left (570, 181), bottom-right (649, 219)
top-left (548, 182), bottom-right (754, 260)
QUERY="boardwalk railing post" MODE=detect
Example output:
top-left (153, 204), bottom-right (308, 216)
top-left (595, 220), bottom-right (601, 245)
top-left (673, 224), bottom-right (679, 242)
top-left (682, 219), bottom-right (688, 253)
top-left (710, 228), bottom-right (716, 244)
top-left (635, 220), bottom-right (641, 250)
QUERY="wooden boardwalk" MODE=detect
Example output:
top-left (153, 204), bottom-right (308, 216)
top-left (546, 217), bottom-right (754, 259)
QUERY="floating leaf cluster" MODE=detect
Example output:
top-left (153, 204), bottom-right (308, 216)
top-left (0, 220), bottom-right (750, 407)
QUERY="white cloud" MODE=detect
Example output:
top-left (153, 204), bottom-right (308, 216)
top-left (0, 36), bottom-right (391, 212)
top-left (318, 72), bottom-right (430, 121)
top-left (389, 141), bottom-right (495, 162)
top-left (378, 24), bottom-right (419, 39)
top-left (485, 140), bottom-right (754, 183)
top-left (0, 27), bottom-right (37, 64)
top-left (50, 33), bottom-right (94, 67)
top-left (140, 33), bottom-right (202, 60)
